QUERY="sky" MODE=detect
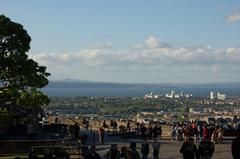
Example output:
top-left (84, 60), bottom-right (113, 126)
top-left (1, 0), bottom-right (240, 83)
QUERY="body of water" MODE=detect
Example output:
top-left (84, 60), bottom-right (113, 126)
top-left (42, 87), bottom-right (240, 98)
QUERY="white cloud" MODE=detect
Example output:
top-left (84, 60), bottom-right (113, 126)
top-left (227, 13), bottom-right (240, 23)
top-left (31, 46), bottom-right (240, 70)
top-left (90, 40), bottom-right (112, 49)
top-left (145, 36), bottom-right (172, 49)
top-left (145, 36), bottom-right (160, 48)
top-left (30, 38), bottom-right (240, 82)
top-left (133, 43), bottom-right (144, 49)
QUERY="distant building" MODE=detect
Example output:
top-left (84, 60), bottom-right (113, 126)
top-left (175, 94), bottom-right (180, 98)
top-left (166, 90), bottom-right (175, 98)
top-left (165, 90), bottom-right (192, 99)
top-left (210, 91), bottom-right (215, 100)
top-left (217, 92), bottom-right (226, 100)
top-left (210, 91), bottom-right (226, 100)
top-left (144, 92), bottom-right (159, 99)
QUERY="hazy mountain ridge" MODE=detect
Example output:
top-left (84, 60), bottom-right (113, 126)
top-left (46, 80), bottom-right (240, 89)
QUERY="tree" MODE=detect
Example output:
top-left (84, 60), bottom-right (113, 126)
top-left (0, 15), bottom-right (50, 128)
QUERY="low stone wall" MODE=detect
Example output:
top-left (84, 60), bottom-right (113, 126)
top-left (0, 138), bottom-right (71, 154)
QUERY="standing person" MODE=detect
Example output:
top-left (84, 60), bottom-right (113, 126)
top-left (152, 139), bottom-right (160, 159)
top-left (198, 125), bottom-right (203, 142)
top-left (113, 121), bottom-right (118, 133)
top-left (148, 124), bottom-right (153, 139)
top-left (74, 123), bottom-right (80, 143)
top-left (157, 125), bottom-right (162, 139)
top-left (203, 125), bottom-right (208, 141)
top-left (119, 146), bottom-right (128, 159)
top-left (99, 127), bottom-right (105, 144)
top-left (171, 124), bottom-right (176, 140)
top-left (153, 125), bottom-right (159, 140)
top-left (127, 120), bottom-right (131, 132)
top-left (197, 136), bottom-right (214, 159)
top-left (176, 126), bottom-right (183, 141)
top-left (85, 145), bottom-right (100, 159)
top-left (141, 124), bottom-right (147, 139)
top-left (129, 142), bottom-right (140, 159)
top-left (180, 137), bottom-right (198, 159)
top-left (232, 127), bottom-right (240, 159)
top-left (141, 139), bottom-right (149, 159)
top-left (103, 120), bottom-right (107, 129)
top-left (105, 144), bottom-right (120, 159)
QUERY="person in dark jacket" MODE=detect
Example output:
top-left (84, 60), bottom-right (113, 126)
top-left (105, 144), bottom-right (120, 159)
top-left (129, 142), bottom-right (140, 159)
top-left (180, 137), bottom-right (197, 159)
top-left (197, 136), bottom-right (214, 159)
top-left (232, 127), bottom-right (240, 159)
top-left (85, 145), bottom-right (100, 159)
top-left (141, 139), bottom-right (149, 159)
top-left (152, 139), bottom-right (160, 159)
top-left (119, 146), bottom-right (128, 159)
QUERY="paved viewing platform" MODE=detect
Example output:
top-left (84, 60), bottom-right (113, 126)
top-left (93, 133), bottom-right (232, 159)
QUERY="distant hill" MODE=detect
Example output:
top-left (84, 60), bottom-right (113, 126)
top-left (46, 80), bottom-right (240, 89)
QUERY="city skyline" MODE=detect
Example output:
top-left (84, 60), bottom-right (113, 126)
top-left (1, 1), bottom-right (240, 83)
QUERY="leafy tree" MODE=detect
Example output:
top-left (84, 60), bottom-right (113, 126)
top-left (0, 15), bottom-right (50, 127)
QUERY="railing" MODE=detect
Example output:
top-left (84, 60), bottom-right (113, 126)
top-left (31, 145), bottom-right (86, 159)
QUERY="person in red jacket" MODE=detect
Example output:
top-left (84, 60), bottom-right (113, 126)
top-left (203, 125), bottom-right (208, 141)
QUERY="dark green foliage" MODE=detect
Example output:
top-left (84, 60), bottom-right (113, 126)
top-left (0, 15), bottom-right (50, 126)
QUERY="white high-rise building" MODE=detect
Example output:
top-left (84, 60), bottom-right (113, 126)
top-left (210, 91), bottom-right (215, 100)
top-left (217, 92), bottom-right (226, 100)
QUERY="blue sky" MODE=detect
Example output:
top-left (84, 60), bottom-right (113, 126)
top-left (1, 1), bottom-right (240, 83)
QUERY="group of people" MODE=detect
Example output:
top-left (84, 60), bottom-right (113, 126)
top-left (137, 123), bottom-right (163, 140)
top-left (171, 122), bottom-right (223, 144)
top-left (179, 126), bottom-right (240, 159)
top-left (85, 140), bottom-right (160, 159)
top-left (102, 120), bottom-right (119, 133)
top-left (180, 136), bottom-right (215, 159)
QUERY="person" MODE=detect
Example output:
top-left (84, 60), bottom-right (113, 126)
top-left (148, 124), bottom-right (153, 139)
top-left (55, 149), bottom-right (69, 159)
top-left (180, 137), bottom-right (197, 159)
top-left (141, 139), bottom-right (149, 159)
top-left (74, 123), bottom-right (80, 141)
top-left (127, 120), bottom-right (131, 132)
top-left (119, 146), bottom-right (128, 159)
top-left (140, 124), bottom-right (147, 139)
top-left (171, 124), bottom-right (176, 140)
top-left (158, 125), bottom-right (162, 139)
top-left (232, 127), bottom-right (240, 159)
top-left (203, 125), bottom-right (208, 141)
top-left (129, 142), bottom-right (140, 159)
top-left (152, 139), bottom-right (160, 159)
top-left (28, 149), bottom-right (38, 159)
top-left (83, 118), bottom-right (86, 125)
top-left (113, 121), bottom-right (118, 133)
top-left (54, 117), bottom-right (59, 123)
top-left (197, 135), bottom-right (214, 159)
top-left (43, 149), bottom-right (52, 159)
top-left (176, 126), bottom-right (183, 141)
top-left (211, 126), bottom-right (219, 144)
top-left (198, 125), bottom-right (203, 142)
top-left (153, 125), bottom-right (159, 140)
top-left (103, 120), bottom-right (108, 129)
top-left (99, 126), bottom-right (105, 144)
top-left (85, 145), bottom-right (100, 159)
top-left (105, 144), bottom-right (120, 159)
